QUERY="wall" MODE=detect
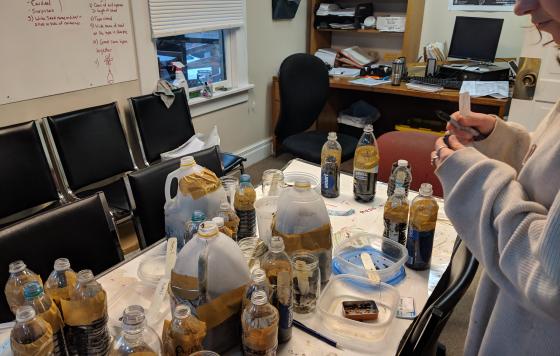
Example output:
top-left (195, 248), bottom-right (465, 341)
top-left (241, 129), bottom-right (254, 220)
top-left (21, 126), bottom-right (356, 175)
top-left (0, 0), bottom-right (308, 157)
top-left (419, 0), bottom-right (530, 59)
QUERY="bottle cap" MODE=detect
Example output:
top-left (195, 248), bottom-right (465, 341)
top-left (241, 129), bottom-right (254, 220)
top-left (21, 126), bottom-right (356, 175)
top-left (239, 174), bottom-right (251, 183)
top-left (251, 268), bottom-right (267, 284)
top-left (53, 258), bottom-right (71, 272)
top-left (192, 210), bottom-right (206, 222)
top-left (269, 236), bottom-right (285, 253)
top-left (197, 221), bottom-right (219, 239)
top-left (212, 217), bottom-right (225, 227)
top-left (122, 305), bottom-right (146, 330)
top-left (364, 124), bottom-right (374, 133)
top-left (173, 304), bottom-right (192, 319)
top-left (394, 187), bottom-right (406, 196)
top-left (397, 159), bottom-right (408, 167)
top-left (77, 269), bottom-right (95, 284)
top-left (8, 260), bottom-right (26, 274)
top-left (23, 282), bottom-right (43, 301)
top-left (328, 132), bottom-right (337, 140)
top-left (15, 306), bottom-right (36, 323)
top-left (419, 183), bottom-right (433, 196)
top-left (180, 156), bottom-right (195, 167)
top-left (251, 290), bottom-right (268, 306)
top-left (219, 202), bottom-right (231, 210)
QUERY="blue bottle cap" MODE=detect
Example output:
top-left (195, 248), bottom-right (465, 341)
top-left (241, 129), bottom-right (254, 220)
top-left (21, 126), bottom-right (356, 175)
top-left (192, 210), bottom-right (206, 221)
top-left (23, 281), bottom-right (43, 301)
top-left (239, 174), bottom-right (251, 183)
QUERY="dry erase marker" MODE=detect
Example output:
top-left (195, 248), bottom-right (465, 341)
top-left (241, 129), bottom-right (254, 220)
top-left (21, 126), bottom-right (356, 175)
top-left (435, 110), bottom-right (485, 140)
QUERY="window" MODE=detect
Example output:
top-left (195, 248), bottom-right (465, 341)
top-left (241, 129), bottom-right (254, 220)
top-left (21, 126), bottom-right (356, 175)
top-left (156, 30), bottom-right (227, 89)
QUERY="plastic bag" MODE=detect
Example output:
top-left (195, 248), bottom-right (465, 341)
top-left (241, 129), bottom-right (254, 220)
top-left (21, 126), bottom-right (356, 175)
top-left (161, 126), bottom-right (221, 161)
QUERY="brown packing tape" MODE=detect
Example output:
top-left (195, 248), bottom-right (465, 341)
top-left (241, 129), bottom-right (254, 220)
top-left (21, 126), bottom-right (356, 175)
top-left (219, 226), bottom-right (234, 239)
top-left (45, 271), bottom-right (77, 307)
top-left (38, 301), bottom-right (64, 333)
top-left (409, 199), bottom-right (439, 232)
top-left (354, 145), bottom-right (379, 171)
top-left (243, 323), bottom-right (278, 352)
top-left (234, 187), bottom-right (256, 211)
top-left (60, 290), bottom-right (107, 326)
top-left (170, 272), bottom-right (246, 330)
top-left (11, 322), bottom-right (54, 356)
top-left (162, 318), bottom-right (206, 356)
top-left (179, 168), bottom-right (222, 200)
top-left (272, 223), bottom-right (332, 253)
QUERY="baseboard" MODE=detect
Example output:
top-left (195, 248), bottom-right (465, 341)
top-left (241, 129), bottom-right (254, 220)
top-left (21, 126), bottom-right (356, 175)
top-left (233, 137), bottom-right (273, 168)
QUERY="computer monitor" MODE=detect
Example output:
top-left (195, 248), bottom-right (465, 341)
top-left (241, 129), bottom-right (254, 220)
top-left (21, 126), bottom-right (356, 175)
top-left (447, 16), bottom-right (504, 63)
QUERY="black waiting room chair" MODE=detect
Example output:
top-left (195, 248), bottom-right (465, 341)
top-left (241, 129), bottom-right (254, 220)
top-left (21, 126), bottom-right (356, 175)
top-left (397, 237), bottom-right (479, 356)
top-left (128, 88), bottom-right (246, 174)
top-left (43, 102), bottom-right (137, 223)
top-left (0, 121), bottom-right (64, 229)
top-left (0, 192), bottom-right (124, 322)
top-left (125, 145), bottom-right (224, 249)
top-left (275, 53), bottom-right (358, 164)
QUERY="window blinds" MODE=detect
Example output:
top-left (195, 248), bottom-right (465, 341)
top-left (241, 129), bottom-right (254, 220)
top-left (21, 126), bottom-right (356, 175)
top-left (149, 0), bottom-right (245, 38)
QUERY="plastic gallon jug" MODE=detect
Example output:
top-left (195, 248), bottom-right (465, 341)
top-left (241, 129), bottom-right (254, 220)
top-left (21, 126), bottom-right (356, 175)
top-left (170, 221), bottom-right (250, 353)
top-left (272, 181), bottom-right (333, 284)
top-left (164, 156), bottom-right (227, 242)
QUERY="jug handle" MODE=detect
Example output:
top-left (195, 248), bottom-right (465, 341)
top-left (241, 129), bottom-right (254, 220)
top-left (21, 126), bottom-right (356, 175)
top-left (165, 170), bottom-right (184, 202)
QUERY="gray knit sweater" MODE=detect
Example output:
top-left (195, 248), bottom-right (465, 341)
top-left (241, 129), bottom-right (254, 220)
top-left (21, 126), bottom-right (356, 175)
top-left (435, 101), bottom-right (560, 356)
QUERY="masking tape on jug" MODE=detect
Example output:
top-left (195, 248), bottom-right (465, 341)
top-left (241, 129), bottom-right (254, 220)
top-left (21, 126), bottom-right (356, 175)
top-left (272, 224), bottom-right (332, 253)
top-left (60, 290), bottom-right (107, 326)
top-left (179, 168), bottom-right (222, 200)
top-left (11, 323), bottom-right (54, 356)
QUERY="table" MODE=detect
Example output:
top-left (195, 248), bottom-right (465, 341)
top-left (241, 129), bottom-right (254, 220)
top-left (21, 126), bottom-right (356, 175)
top-left (0, 159), bottom-right (457, 355)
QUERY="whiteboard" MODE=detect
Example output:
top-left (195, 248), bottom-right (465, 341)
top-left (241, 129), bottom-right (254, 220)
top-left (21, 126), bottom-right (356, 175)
top-left (0, 0), bottom-right (138, 105)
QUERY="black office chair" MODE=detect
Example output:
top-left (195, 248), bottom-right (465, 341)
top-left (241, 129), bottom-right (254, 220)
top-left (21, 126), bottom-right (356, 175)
top-left (397, 237), bottom-right (479, 356)
top-left (43, 102), bottom-right (137, 223)
top-left (0, 192), bottom-right (124, 322)
top-left (275, 53), bottom-right (358, 163)
top-left (0, 121), bottom-right (64, 228)
top-left (128, 88), bottom-right (246, 174)
top-left (125, 146), bottom-right (224, 249)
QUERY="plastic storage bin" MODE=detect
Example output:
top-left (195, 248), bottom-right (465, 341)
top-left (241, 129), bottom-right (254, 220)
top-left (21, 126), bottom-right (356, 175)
top-left (317, 274), bottom-right (399, 350)
top-left (332, 233), bottom-right (407, 285)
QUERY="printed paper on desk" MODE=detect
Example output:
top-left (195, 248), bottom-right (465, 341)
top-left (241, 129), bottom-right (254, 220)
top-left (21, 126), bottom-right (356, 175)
top-left (350, 78), bottom-right (391, 87)
top-left (460, 81), bottom-right (509, 98)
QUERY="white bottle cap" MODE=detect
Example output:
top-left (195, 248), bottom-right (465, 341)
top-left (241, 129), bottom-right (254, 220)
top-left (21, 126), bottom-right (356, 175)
top-left (212, 217), bottom-right (225, 227)
top-left (364, 124), bottom-right (374, 133)
top-left (269, 236), bottom-right (285, 253)
top-left (197, 221), bottom-right (219, 239)
top-left (419, 183), bottom-right (433, 196)
top-left (397, 159), bottom-right (408, 167)
top-left (180, 156), bottom-right (195, 167)
top-left (328, 132), bottom-right (337, 140)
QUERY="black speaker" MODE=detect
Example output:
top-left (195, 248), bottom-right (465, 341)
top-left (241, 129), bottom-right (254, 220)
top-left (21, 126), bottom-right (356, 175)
top-left (272, 0), bottom-right (301, 20)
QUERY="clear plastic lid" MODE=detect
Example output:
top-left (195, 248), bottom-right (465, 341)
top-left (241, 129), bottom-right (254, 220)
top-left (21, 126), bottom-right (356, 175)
top-left (137, 255), bottom-right (166, 286)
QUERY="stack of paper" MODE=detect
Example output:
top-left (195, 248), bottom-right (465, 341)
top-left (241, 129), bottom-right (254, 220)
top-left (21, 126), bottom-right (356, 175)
top-left (460, 81), bottom-right (509, 99)
top-left (329, 67), bottom-right (361, 78)
top-left (340, 46), bottom-right (376, 67)
top-left (314, 48), bottom-right (338, 67)
top-left (316, 3), bottom-right (339, 16)
top-left (349, 78), bottom-right (391, 87)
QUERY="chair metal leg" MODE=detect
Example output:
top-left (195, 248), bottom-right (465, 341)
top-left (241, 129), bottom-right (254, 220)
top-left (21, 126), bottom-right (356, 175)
top-left (240, 162), bottom-right (245, 174)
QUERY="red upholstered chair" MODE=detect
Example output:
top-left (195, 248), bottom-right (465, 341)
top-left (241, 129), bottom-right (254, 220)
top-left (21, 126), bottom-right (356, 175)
top-left (377, 131), bottom-right (443, 197)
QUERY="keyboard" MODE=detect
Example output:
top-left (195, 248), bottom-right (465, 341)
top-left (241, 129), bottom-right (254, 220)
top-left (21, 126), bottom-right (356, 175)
top-left (406, 76), bottom-right (463, 90)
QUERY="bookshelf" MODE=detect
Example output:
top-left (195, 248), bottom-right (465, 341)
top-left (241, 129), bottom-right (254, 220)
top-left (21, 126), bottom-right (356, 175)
top-left (308, 0), bottom-right (426, 63)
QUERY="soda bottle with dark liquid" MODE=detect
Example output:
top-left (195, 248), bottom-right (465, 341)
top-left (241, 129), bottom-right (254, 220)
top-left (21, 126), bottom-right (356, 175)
top-left (353, 125), bottom-right (379, 202)
top-left (321, 132), bottom-right (341, 198)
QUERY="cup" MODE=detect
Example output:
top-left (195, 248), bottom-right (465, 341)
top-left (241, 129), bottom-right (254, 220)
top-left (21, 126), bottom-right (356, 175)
top-left (254, 196), bottom-right (279, 246)
top-left (261, 169), bottom-right (284, 197)
top-left (220, 176), bottom-right (239, 209)
top-left (292, 251), bottom-right (321, 314)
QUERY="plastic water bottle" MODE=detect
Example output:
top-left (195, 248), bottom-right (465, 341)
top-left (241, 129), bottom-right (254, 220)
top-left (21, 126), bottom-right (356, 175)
top-left (387, 159), bottom-right (412, 198)
top-left (235, 174), bottom-right (257, 239)
top-left (242, 290), bottom-right (279, 356)
top-left (261, 236), bottom-right (293, 344)
top-left (353, 125), bottom-right (379, 202)
top-left (23, 282), bottom-right (67, 355)
top-left (406, 183), bottom-right (439, 270)
top-left (4, 260), bottom-right (42, 315)
top-left (217, 201), bottom-right (239, 240)
top-left (10, 305), bottom-right (54, 356)
top-left (110, 305), bottom-right (158, 355)
top-left (183, 210), bottom-right (206, 249)
top-left (321, 132), bottom-right (341, 198)
top-left (383, 187), bottom-right (410, 245)
top-left (242, 268), bottom-right (272, 310)
top-left (44, 258), bottom-right (77, 308)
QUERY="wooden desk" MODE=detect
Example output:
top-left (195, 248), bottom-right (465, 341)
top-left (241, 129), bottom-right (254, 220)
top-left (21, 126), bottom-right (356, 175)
top-left (271, 76), bottom-right (509, 152)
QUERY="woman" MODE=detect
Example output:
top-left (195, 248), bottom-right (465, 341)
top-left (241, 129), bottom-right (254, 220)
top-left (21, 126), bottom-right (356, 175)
top-left (431, 1), bottom-right (560, 355)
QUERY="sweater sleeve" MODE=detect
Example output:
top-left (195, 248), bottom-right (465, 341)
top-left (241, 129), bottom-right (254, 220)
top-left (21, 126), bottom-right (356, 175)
top-left (435, 147), bottom-right (560, 320)
top-left (472, 118), bottom-right (531, 172)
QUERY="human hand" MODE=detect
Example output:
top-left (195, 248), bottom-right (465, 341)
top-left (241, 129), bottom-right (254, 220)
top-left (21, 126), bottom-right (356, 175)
top-left (447, 111), bottom-right (497, 145)
top-left (431, 135), bottom-right (466, 168)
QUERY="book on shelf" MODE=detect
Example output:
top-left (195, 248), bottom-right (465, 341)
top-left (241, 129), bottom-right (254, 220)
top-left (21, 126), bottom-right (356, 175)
top-left (341, 46), bottom-right (376, 67)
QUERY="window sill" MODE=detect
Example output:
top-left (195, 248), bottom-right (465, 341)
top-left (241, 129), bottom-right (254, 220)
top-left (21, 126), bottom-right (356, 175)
top-left (189, 84), bottom-right (254, 118)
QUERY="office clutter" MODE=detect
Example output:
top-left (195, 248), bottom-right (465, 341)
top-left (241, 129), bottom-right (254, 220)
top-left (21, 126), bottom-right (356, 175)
top-left (337, 100), bottom-right (381, 133)
top-left (314, 46), bottom-right (378, 69)
top-left (315, 3), bottom-right (373, 30)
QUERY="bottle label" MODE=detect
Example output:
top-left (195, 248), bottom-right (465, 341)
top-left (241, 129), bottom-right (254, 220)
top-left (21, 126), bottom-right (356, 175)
top-left (278, 302), bottom-right (293, 329)
top-left (406, 228), bottom-right (435, 267)
top-left (383, 219), bottom-right (407, 245)
top-left (353, 170), bottom-right (377, 197)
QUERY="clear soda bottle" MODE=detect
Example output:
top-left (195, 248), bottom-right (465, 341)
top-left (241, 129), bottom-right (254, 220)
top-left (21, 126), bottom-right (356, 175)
top-left (260, 236), bottom-right (292, 344)
top-left (387, 159), bottom-right (412, 198)
top-left (217, 201), bottom-right (239, 240)
top-left (4, 260), bottom-right (42, 314)
top-left (353, 125), bottom-right (379, 202)
top-left (110, 305), bottom-right (158, 355)
top-left (183, 210), bottom-right (206, 249)
top-left (383, 187), bottom-right (410, 245)
top-left (242, 290), bottom-right (279, 356)
top-left (242, 268), bottom-right (272, 310)
top-left (44, 258), bottom-right (77, 308)
top-left (10, 305), bottom-right (54, 356)
top-left (23, 282), bottom-right (67, 356)
top-left (405, 183), bottom-right (439, 270)
top-left (321, 132), bottom-right (342, 198)
top-left (235, 174), bottom-right (257, 239)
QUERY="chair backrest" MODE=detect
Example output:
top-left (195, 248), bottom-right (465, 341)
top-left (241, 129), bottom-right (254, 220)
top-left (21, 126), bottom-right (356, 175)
top-left (44, 102), bottom-right (135, 192)
top-left (129, 88), bottom-right (196, 165)
top-left (397, 238), bottom-right (479, 356)
top-left (275, 53), bottom-right (329, 143)
top-left (0, 121), bottom-right (61, 224)
top-left (0, 192), bottom-right (124, 322)
top-left (377, 131), bottom-right (443, 197)
top-left (125, 146), bottom-right (224, 249)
